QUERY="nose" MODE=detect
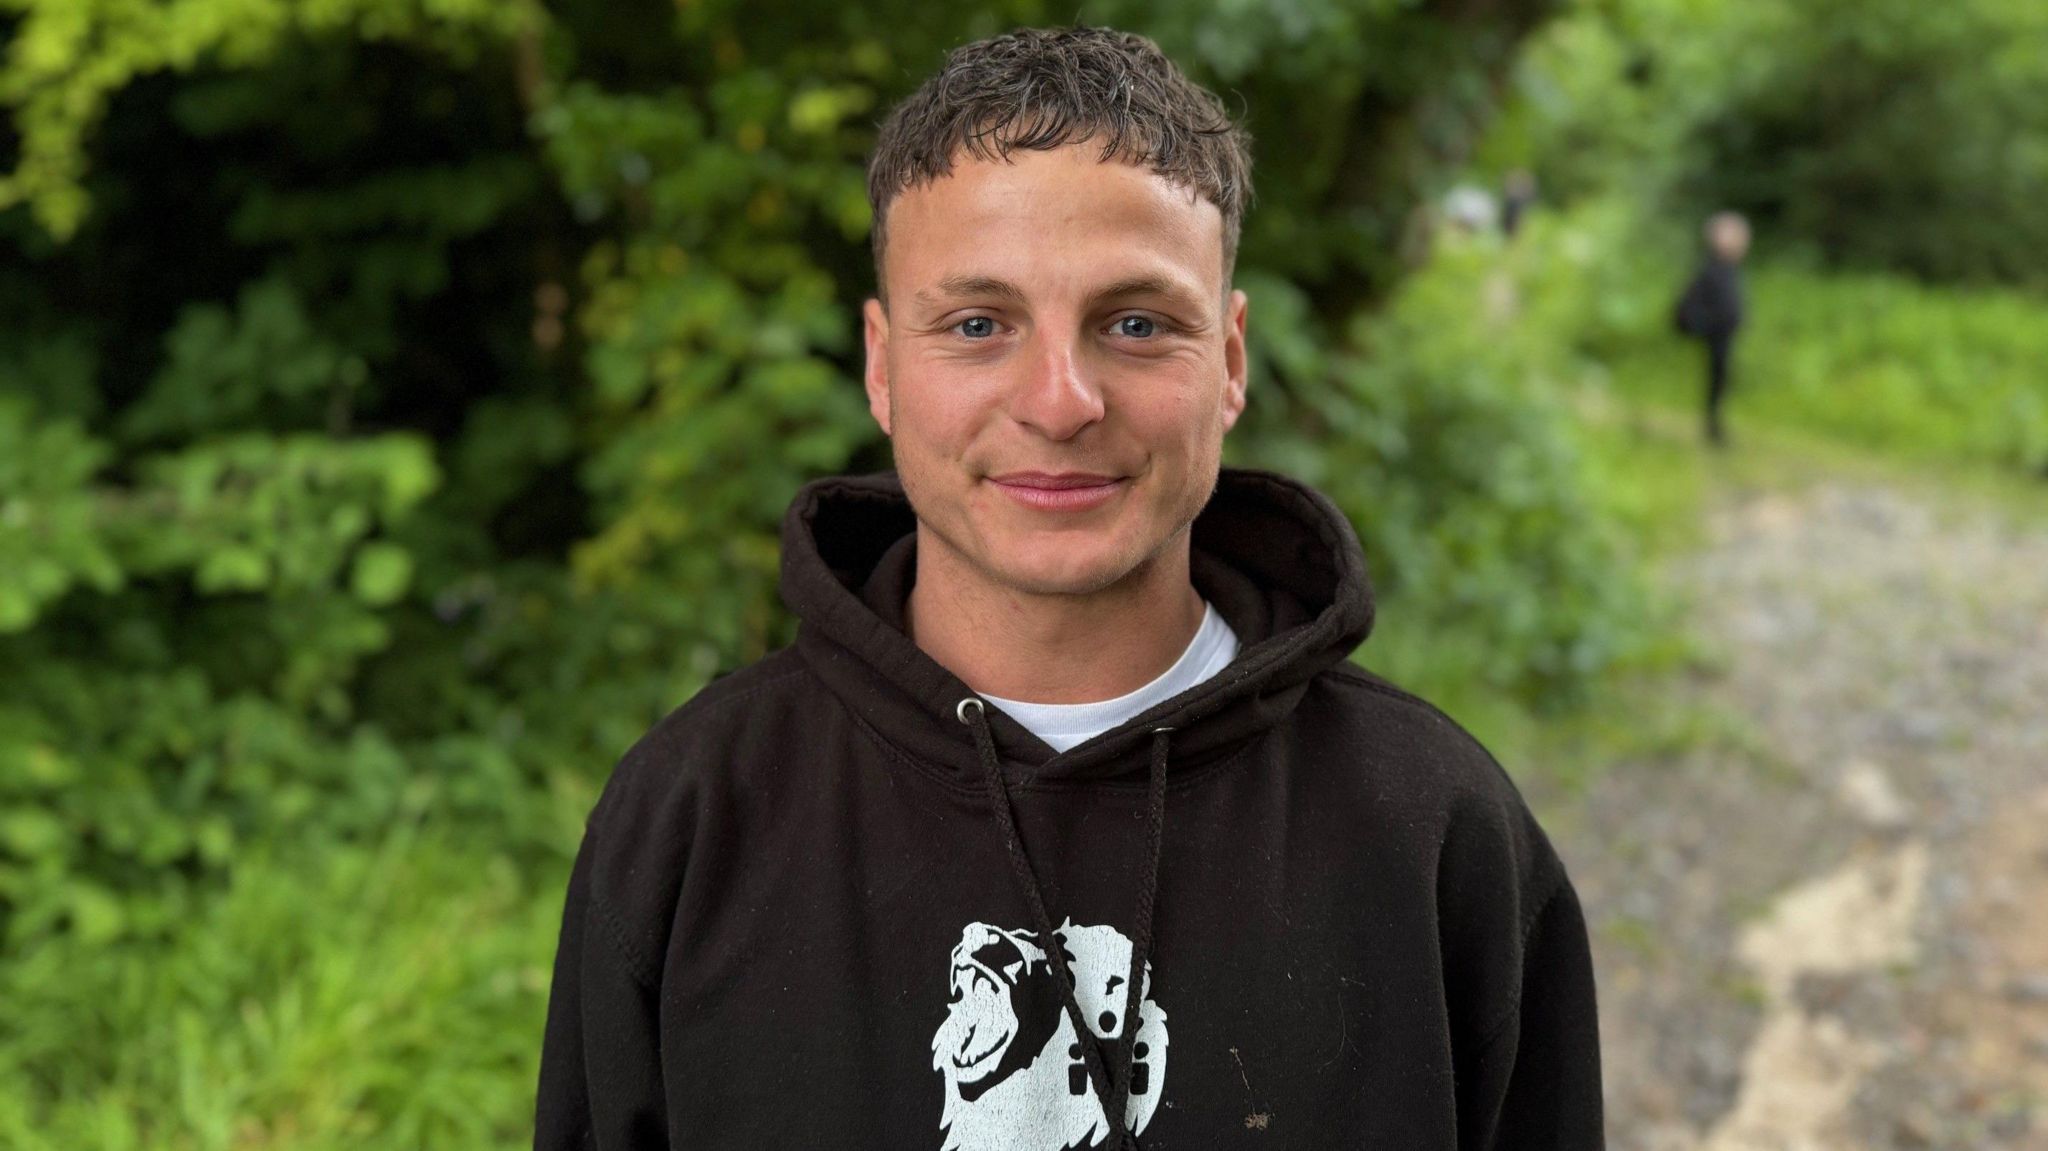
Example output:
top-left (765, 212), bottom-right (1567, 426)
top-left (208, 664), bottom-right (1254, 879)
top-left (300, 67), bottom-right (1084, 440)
top-left (1008, 330), bottom-right (1105, 442)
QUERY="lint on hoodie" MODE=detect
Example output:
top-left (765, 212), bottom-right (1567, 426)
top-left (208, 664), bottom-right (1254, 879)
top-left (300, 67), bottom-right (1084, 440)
top-left (533, 467), bottom-right (1605, 1150)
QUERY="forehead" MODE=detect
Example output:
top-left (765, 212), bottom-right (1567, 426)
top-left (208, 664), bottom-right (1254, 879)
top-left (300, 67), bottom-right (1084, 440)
top-left (881, 143), bottom-right (1225, 302)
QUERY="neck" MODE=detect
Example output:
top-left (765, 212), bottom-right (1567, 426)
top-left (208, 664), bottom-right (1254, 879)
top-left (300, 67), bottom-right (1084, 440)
top-left (905, 528), bottom-right (1206, 705)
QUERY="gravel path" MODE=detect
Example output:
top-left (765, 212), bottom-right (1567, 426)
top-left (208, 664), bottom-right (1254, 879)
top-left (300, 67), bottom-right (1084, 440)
top-left (1536, 481), bottom-right (2048, 1150)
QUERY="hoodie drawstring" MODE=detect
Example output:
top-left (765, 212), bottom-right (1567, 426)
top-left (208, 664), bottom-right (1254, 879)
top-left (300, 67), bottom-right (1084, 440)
top-left (957, 696), bottom-right (1169, 1150)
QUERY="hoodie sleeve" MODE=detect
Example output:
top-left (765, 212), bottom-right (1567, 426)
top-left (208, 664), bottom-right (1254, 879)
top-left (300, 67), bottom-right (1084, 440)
top-left (533, 816), bottom-right (671, 1150)
top-left (1458, 873), bottom-right (1605, 1149)
top-left (1433, 750), bottom-right (1604, 1151)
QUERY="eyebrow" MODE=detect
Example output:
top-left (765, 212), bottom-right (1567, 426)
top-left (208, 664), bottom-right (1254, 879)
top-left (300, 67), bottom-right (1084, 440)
top-left (912, 272), bottom-right (1209, 315)
top-left (914, 275), bottom-right (1027, 311)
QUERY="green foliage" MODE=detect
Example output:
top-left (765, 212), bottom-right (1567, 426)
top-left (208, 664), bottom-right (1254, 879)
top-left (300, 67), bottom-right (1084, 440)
top-left (1689, 0), bottom-right (2048, 285)
top-left (1739, 269), bottom-right (2048, 466)
top-left (1500, 0), bottom-right (2048, 286)
top-left (0, 395), bottom-right (117, 629)
top-left (1233, 222), bottom-right (1649, 708)
top-left (1450, 189), bottom-right (2048, 478)
top-left (1602, 263), bottom-right (2048, 470)
top-left (1486, 0), bottom-right (1777, 203)
top-left (0, 826), bottom-right (557, 1150)
top-left (118, 278), bottom-right (369, 444)
top-left (0, 0), bottom-right (543, 238)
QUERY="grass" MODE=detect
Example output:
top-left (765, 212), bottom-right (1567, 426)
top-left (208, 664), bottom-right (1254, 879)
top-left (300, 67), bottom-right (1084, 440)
top-left (1601, 265), bottom-right (2048, 484)
top-left (0, 821), bottom-right (565, 1150)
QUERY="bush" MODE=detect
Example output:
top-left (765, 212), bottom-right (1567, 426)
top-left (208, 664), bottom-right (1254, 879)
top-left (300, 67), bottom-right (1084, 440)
top-left (1497, 0), bottom-right (2048, 288)
top-left (1233, 220), bottom-right (1650, 709)
top-left (1682, 267), bottom-right (2048, 468)
top-left (1688, 0), bottom-right (2048, 287)
top-left (0, 825), bottom-right (558, 1150)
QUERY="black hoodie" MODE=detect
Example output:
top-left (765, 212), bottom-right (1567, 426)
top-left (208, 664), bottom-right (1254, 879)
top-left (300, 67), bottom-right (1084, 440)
top-left (1675, 257), bottom-right (1744, 342)
top-left (534, 468), bottom-right (1603, 1150)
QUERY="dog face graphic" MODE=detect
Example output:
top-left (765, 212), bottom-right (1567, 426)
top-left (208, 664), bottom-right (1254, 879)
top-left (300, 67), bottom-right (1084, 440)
top-left (932, 920), bottom-right (1169, 1151)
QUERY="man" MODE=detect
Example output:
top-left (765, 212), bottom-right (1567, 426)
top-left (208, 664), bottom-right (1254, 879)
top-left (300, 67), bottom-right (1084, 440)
top-left (1674, 210), bottom-right (1751, 447)
top-left (536, 25), bottom-right (1602, 1150)
top-left (1502, 169), bottom-right (1538, 239)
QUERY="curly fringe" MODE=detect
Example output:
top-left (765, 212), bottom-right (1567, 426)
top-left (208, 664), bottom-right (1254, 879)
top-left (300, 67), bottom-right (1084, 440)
top-left (867, 26), bottom-right (1253, 296)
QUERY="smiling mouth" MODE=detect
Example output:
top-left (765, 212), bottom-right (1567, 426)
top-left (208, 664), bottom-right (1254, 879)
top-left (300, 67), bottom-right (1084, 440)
top-left (988, 471), bottom-right (1121, 488)
top-left (949, 964), bottom-right (1014, 1070)
top-left (952, 1020), bottom-right (1014, 1070)
top-left (986, 471), bottom-right (1126, 511)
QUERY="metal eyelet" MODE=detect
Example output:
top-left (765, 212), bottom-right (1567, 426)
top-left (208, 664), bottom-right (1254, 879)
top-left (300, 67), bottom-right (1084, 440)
top-left (955, 697), bottom-right (986, 724)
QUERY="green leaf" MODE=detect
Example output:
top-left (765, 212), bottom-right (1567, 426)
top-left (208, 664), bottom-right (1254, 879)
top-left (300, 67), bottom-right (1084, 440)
top-left (67, 881), bottom-right (126, 945)
top-left (194, 546), bottom-right (273, 593)
top-left (350, 542), bottom-right (414, 606)
top-left (0, 807), bottom-right (70, 857)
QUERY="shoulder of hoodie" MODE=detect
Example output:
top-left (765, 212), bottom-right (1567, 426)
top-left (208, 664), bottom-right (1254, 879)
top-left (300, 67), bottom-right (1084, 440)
top-left (577, 647), bottom-right (806, 888)
top-left (587, 644), bottom-right (813, 828)
top-left (1309, 660), bottom-right (1524, 806)
top-left (572, 646), bottom-right (813, 959)
top-left (1312, 660), bottom-right (1572, 910)
top-left (1317, 662), bottom-right (1589, 1054)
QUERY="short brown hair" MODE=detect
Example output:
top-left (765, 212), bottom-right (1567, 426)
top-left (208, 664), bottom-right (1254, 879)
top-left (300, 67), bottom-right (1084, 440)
top-left (866, 26), bottom-right (1253, 302)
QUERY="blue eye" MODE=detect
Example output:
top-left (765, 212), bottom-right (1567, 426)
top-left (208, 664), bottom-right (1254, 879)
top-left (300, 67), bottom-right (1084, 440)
top-left (1116, 316), bottom-right (1157, 338)
top-left (957, 316), bottom-right (996, 339)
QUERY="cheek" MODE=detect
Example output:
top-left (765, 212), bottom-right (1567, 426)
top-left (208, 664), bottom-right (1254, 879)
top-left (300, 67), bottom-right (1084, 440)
top-left (894, 359), bottom-right (1000, 454)
top-left (1120, 367), bottom-right (1225, 450)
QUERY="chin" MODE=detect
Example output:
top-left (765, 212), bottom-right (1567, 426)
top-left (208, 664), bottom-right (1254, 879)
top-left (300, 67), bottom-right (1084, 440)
top-left (977, 532), bottom-right (1155, 597)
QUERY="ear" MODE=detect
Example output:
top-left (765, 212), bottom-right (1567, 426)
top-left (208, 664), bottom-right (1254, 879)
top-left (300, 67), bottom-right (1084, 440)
top-left (1219, 287), bottom-right (1249, 431)
top-left (862, 296), bottom-right (892, 436)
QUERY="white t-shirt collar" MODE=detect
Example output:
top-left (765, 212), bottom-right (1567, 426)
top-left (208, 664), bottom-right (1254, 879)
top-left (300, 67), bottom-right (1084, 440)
top-left (978, 601), bottom-right (1241, 753)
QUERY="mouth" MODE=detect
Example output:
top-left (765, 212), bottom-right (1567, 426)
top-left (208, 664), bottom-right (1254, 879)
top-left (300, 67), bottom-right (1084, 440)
top-left (952, 1020), bottom-right (1013, 1071)
top-left (985, 471), bottom-right (1127, 512)
top-left (948, 965), bottom-right (1014, 1071)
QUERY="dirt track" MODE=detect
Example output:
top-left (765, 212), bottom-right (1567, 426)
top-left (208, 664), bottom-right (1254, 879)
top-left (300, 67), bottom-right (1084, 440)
top-left (1537, 481), bottom-right (2048, 1150)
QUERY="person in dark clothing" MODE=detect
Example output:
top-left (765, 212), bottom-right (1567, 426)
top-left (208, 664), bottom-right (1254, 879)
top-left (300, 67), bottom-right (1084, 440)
top-left (1674, 211), bottom-right (1752, 447)
top-left (534, 25), bottom-right (1603, 1151)
top-left (1502, 169), bottom-right (1538, 240)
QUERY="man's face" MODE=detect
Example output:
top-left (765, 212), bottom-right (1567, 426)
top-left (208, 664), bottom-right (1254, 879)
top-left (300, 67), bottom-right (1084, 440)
top-left (862, 142), bottom-right (1249, 598)
top-left (1710, 216), bottom-right (1751, 263)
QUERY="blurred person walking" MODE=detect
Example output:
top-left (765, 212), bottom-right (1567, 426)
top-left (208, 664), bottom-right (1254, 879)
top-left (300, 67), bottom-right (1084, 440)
top-left (1674, 211), bottom-right (1751, 447)
top-left (1501, 169), bottom-right (1538, 239)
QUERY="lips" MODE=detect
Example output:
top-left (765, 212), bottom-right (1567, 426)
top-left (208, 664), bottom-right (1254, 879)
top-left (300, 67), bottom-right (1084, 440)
top-left (952, 1019), bottom-right (1012, 1070)
top-left (949, 963), bottom-right (1013, 1070)
top-left (989, 471), bottom-right (1121, 489)
top-left (987, 471), bottom-right (1126, 512)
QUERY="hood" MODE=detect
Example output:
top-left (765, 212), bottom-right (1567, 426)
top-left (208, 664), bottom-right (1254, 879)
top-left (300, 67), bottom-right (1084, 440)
top-left (780, 467), bottom-right (1375, 785)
